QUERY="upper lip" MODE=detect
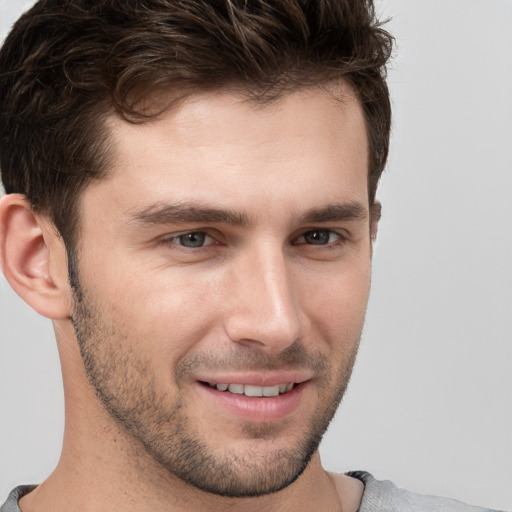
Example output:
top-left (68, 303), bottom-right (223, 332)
top-left (195, 371), bottom-right (313, 387)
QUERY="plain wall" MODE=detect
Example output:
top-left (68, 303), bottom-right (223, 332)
top-left (1, 0), bottom-right (511, 509)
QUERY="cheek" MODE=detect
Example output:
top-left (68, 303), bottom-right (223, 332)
top-left (299, 262), bottom-right (371, 342)
top-left (94, 266), bottom-right (223, 359)
top-left (80, 240), bottom-right (371, 365)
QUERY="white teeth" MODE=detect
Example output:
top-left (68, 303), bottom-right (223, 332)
top-left (262, 385), bottom-right (280, 397)
top-left (228, 383), bottom-right (244, 394)
top-left (211, 382), bottom-right (294, 397)
top-left (244, 385), bottom-right (263, 397)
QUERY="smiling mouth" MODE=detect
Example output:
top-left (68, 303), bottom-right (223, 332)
top-left (202, 382), bottom-right (295, 397)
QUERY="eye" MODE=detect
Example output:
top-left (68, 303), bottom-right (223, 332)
top-left (167, 231), bottom-right (215, 248)
top-left (295, 229), bottom-right (343, 246)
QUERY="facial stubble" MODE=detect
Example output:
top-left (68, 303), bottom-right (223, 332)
top-left (70, 272), bottom-right (361, 498)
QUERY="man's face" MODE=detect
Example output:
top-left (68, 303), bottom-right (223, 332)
top-left (70, 86), bottom-right (372, 497)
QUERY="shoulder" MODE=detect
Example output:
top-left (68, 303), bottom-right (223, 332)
top-left (347, 471), bottom-right (507, 512)
top-left (1, 485), bottom-right (36, 512)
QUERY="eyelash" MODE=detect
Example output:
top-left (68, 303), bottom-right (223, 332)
top-left (293, 229), bottom-right (346, 247)
top-left (161, 229), bottom-right (347, 250)
top-left (163, 231), bottom-right (217, 249)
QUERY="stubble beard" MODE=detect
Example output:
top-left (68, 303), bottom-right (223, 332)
top-left (70, 274), bottom-right (360, 498)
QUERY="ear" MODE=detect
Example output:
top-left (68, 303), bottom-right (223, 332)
top-left (0, 194), bottom-right (72, 319)
top-left (370, 201), bottom-right (381, 242)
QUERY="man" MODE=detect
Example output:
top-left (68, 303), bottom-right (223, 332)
top-left (0, 1), bottom-right (506, 511)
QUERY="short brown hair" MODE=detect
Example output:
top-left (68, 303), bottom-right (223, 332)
top-left (0, 0), bottom-right (393, 247)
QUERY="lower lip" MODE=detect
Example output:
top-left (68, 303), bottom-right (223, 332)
top-left (196, 382), bottom-right (307, 422)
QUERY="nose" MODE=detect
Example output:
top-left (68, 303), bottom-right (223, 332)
top-left (223, 243), bottom-right (306, 354)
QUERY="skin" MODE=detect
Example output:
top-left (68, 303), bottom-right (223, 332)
top-left (0, 83), bottom-right (374, 511)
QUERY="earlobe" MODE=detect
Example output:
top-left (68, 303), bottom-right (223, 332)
top-left (0, 194), bottom-right (72, 319)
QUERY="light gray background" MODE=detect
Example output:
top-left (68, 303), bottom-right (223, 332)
top-left (1, 0), bottom-right (511, 509)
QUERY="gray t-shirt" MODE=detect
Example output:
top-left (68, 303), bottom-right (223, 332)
top-left (1, 472), bottom-right (506, 511)
top-left (347, 471), bottom-right (505, 512)
top-left (1, 486), bottom-right (35, 512)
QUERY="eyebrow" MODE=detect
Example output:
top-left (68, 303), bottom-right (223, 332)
top-left (130, 202), bottom-right (250, 227)
top-left (298, 202), bottom-right (368, 224)
top-left (129, 201), bottom-right (367, 228)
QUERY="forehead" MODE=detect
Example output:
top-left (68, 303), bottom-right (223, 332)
top-left (86, 84), bottom-right (369, 220)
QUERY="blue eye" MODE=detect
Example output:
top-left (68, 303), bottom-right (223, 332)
top-left (296, 230), bottom-right (342, 245)
top-left (171, 232), bottom-right (213, 248)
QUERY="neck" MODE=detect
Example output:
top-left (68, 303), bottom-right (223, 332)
top-left (21, 446), bottom-right (357, 512)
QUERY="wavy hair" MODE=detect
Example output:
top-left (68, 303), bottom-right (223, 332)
top-left (0, 0), bottom-right (393, 246)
